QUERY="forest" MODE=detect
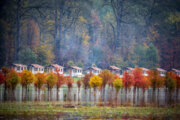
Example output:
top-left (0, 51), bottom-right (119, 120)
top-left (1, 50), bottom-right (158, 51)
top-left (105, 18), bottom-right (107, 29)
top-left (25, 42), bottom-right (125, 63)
top-left (0, 0), bottom-right (180, 70)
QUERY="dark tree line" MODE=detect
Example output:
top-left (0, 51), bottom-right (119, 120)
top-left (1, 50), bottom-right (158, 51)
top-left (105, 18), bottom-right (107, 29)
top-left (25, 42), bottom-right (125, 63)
top-left (0, 0), bottom-right (179, 70)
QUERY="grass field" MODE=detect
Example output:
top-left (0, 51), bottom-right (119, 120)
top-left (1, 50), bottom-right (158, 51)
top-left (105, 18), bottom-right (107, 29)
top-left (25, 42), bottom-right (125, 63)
top-left (0, 102), bottom-right (179, 119)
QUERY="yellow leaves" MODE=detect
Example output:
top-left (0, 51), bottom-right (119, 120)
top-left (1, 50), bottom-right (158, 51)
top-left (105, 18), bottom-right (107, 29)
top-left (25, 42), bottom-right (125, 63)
top-left (21, 70), bottom-right (35, 87)
top-left (6, 70), bottom-right (19, 90)
top-left (89, 75), bottom-right (102, 89)
top-left (79, 16), bottom-right (87, 24)
top-left (169, 12), bottom-right (180, 23)
top-left (106, 12), bottom-right (111, 19)
top-left (46, 72), bottom-right (57, 89)
top-left (82, 31), bottom-right (90, 46)
top-left (113, 78), bottom-right (123, 92)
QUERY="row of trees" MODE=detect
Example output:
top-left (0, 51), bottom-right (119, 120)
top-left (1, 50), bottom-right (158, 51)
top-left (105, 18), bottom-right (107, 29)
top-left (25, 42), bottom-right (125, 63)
top-left (0, 67), bottom-right (180, 103)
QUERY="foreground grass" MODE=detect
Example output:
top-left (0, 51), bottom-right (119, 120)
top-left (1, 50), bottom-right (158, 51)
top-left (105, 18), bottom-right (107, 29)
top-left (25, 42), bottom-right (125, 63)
top-left (0, 102), bottom-right (180, 119)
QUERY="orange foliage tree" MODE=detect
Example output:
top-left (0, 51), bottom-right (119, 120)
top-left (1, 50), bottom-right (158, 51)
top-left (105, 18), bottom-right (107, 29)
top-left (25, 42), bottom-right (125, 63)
top-left (6, 69), bottom-right (19, 99)
top-left (176, 75), bottom-right (180, 100)
top-left (99, 70), bottom-right (114, 100)
top-left (0, 72), bottom-right (5, 85)
top-left (123, 71), bottom-right (134, 93)
top-left (55, 68), bottom-right (64, 91)
top-left (148, 69), bottom-right (164, 93)
top-left (82, 73), bottom-right (93, 91)
top-left (1, 67), bottom-right (9, 99)
top-left (34, 73), bottom-right (46, 95)
top-left (133, 68), bottom-right (149, 95)
top-left (21, 70), bottom-right (35, 94)
top-left (55, 69), bottom-right (64, 100)
top-left (64, 76), bottom-right (73, 100)
top-left (77, 80), bottom-right (82, 101)
top-left (46, 72), bottom-right (57, 100)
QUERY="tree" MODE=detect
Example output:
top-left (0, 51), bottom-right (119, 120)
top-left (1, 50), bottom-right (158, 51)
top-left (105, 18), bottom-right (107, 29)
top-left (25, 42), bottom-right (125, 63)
top-left (176, 75), bottom-right (180, 101)
top-left (67, 60), bottom-right (75, 66)
top-left (133, 68), bottom-right (146, 89)
top-left (1, 67), bottom-right (10, 100)
top-left (64, 76), bottom-right (73, 101)
top-left (21, 70), bottom-right (35, 99)
top-left (99, 69), bottom-right (114, 100)
top-left (146, 43), bottom-right (159, 69)
top-left (148, 69), bottom-right (164, 93)
top-left (46, 72), bottom-right (57, 100)
top-left (82, 73), bottom-right (93, 90)
top-left (77, 80), bottom-right (82, 102)
top-left (35, 46), bottom-right (48, 66)
top-left (133, 68), bottom-right (147, 103)
top-left (34, 73), bottom-right (46, 99)
top-left (123, 71), bottom-right (134, 94)
top-left (0, 72), bottom-right (6, 85)
top-left (165, 72), bottom-right (177, 104)
top-left (165, 72), bottom-right (176, 92)
top-left (56, 71), bottom-right (64, 100)
top-left (89, 75), bottom-right (102, 103)
top-left (113, 78), bottom-right (123, 105)
top-left (19, 48), bottom-right (37, 65)
top-left (6, 69), bottom-right (19, 100)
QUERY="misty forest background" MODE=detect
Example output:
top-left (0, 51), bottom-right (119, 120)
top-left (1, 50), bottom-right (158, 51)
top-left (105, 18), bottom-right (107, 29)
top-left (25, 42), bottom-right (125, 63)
top-left (0, 0), bottom-right (179, 70)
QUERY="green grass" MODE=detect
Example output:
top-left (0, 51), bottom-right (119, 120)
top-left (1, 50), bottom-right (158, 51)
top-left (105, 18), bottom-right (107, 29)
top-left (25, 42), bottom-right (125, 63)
top-left (0, 102), bottom-right (180, 119)
top-left (73, 77), bottom-right (82, 82)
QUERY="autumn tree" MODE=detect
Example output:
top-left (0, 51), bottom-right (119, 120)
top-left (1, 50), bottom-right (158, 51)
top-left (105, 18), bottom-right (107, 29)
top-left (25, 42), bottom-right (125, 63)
top-left (64, 76), bottom-right (73, 101)
top-left (0, 72), bottom-right (5, 85)
top-left (46, 72), bottom-right (57, 100)
top-left (21, 70), bottom-right (35, 99)
top-left (6, 69), bottom-right (19, 100)
top-left (123, 71), bottom-right (134, 94)
top-left (113, 78), bottom-right (123, 105)
top-left (133, 68), bottom-right (148, 104)
top-left (82, 73), bottom-right (93, 92)
top-left (133, 68), bottom-right (148, 92)
top-left (56, 71), bottom-right (64, 100)
top-left (99, 70), bottom-right (114, 101)
top-left (89, 75), bottom-right (102, 103)
top-left (34, 73), bottom-right (46, 99)
top-left (148, 69), bottom-right (164, 94)
top-left (176, 75), bottom-right (180, 101)
top-left (77, 80), bottom-right (82, 102)
top-left (165, 72), bottom-right (176, 93)
top-left (1, 67), bottom-right (9, 100)
top-left (165, 72), bottom-right (177, 104)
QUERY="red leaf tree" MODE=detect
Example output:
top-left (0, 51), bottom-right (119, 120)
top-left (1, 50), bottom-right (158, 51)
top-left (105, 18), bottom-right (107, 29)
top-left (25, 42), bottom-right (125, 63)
top-left (55, 68), bottom-right (65, 100)
top-left (0, 72), bottom-right (6, 85)
top-left (133, 68), bottom-right (148, 94)
top-left (123, 71), bottom-right (134, 93)
top-left (64, 76), bottom-right (73, 101)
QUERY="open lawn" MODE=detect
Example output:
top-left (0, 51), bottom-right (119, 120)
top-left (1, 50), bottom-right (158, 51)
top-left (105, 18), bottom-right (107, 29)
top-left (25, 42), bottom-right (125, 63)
top-left (0, 102), bottom-right (180, 119)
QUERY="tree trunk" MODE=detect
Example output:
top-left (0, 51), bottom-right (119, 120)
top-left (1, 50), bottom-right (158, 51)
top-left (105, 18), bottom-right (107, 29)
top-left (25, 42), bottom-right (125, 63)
top-left (94, 88), bottom-right (96, 105)
top-left (78, 87), bottom-right (80, 104)
top-left (15, 0), bottom-right (21, 62)
top-left (157, 88), bottom-right (160, 106)
top-left (38, 88), bottom-right (40, 101)
top-left (56, 87), bottom-right (59, 101)
top-left (133, 87), bottom-right (136, 106)
top-left (176, 88), bottom-right (179, 102)
top-left (115, 90), bottom-right (119, 106)
top-left (3, 83), bottom-right (7, 101)
top-left (22, 86), bottom-right (24, 101)
top-left (152, 87), bottom-right (156, 105)
top-left (11, 89), bottom-right (15, 101)
top-left (142, 88), bottom-right (145, 106)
